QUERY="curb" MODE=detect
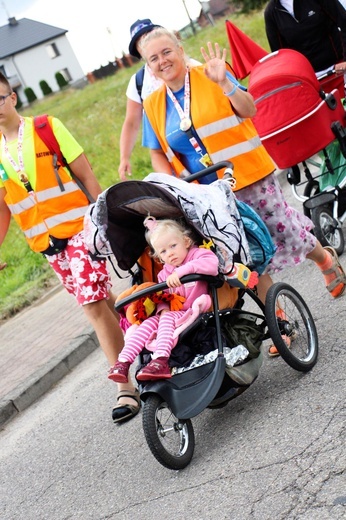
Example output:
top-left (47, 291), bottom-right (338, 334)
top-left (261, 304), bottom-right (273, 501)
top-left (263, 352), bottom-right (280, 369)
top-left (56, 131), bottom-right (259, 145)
top-left (0, 327), bottom-right (99, 428)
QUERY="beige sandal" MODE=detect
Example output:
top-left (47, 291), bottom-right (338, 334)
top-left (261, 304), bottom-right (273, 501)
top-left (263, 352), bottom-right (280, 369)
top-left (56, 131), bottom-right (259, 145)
top-left (112, 388), bottom-right (141, 424)
top-left (323, 247), bottom-right (346, 298)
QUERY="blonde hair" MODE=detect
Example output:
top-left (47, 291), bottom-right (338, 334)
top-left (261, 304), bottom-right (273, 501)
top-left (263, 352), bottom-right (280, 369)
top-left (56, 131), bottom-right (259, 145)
top-left (145, 218), bottom-right (195, 258)
top-left (138, 27), bottom-right (183, 61)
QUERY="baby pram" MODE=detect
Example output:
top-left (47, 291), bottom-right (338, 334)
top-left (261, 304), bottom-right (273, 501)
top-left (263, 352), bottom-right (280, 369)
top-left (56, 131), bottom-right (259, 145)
top-left (248, 49), bottom-right (346, 255)
top-left (91, 162), bottom-right (318, 470)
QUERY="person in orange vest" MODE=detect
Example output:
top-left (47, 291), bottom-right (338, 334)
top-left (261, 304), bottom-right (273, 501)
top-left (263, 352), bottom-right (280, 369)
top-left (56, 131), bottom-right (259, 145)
top-left (139, 28), bottom-right (346, 356)
top-left (118, 18), bottom-right (200, 181)
top-left (0, 72), bottom-right (140, 423)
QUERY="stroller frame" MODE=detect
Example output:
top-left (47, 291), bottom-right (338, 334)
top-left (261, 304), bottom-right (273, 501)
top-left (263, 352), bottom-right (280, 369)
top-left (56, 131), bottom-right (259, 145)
top-left (106, 163), bottom-right (319, 470)
top-left (289, 143), bottom-right (346, 255)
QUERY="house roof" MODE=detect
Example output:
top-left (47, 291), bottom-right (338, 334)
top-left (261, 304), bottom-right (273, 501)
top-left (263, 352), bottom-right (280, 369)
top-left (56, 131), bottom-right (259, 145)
top-left (0, 18), bottom-right (67, 59)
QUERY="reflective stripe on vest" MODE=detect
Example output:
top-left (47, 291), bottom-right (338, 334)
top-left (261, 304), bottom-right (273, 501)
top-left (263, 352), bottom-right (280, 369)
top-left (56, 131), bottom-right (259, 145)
top-left (8, 181), bottom-right (81, 215)
top-left (23, 206), bottom-right (87, 239)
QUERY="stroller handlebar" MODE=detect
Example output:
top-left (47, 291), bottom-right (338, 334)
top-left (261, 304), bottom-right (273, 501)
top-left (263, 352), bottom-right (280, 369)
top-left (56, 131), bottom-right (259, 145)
top-left (115, 274), bottom-right (224, 312)
top-left (183, 161), bottom-right (234, 183)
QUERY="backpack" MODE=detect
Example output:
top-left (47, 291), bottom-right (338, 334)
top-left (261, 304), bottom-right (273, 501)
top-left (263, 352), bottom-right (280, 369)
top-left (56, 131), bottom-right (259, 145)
top-left (235, 199), bottom-right (276, 275)
top-left (34, 114), bottom-right (95, 203)
top-left (135, 66), bottom-right (145, 102)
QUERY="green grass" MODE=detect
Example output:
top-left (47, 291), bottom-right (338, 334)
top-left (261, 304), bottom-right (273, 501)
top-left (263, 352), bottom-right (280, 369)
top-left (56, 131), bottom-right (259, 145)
top-left (0, 9), bottom-right (267, 320)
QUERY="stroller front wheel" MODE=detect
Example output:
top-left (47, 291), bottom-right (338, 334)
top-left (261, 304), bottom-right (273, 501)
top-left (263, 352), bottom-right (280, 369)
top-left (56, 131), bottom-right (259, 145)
top-left (142, 394), bottom-right (195, 470)
top-left (265, 282), bottom-right (318, 372)
top-left (311, 205), bottom-right (345, 255)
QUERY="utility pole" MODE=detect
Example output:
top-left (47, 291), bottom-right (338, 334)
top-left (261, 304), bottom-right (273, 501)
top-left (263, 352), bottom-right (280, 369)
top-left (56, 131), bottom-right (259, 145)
top-left (1, 1), bottom-right (10, 19)
top-left (182, 0), bottom-right (196, 35)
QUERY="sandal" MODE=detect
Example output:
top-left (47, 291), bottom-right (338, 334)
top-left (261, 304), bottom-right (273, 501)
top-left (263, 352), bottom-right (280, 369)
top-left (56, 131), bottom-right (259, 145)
top-left (268, 308), bottom-right (291, 358)
top-left (323, 247), bottom-right (346, 298)
top-left (112, 388), bottom-right (141, 424)
top-left (268, 335), bottom-right (291, 357)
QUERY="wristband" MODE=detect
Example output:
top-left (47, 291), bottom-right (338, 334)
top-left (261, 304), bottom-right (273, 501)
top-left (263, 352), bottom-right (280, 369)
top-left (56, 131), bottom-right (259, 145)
top-left (224, 83), bottom-right (238, 97)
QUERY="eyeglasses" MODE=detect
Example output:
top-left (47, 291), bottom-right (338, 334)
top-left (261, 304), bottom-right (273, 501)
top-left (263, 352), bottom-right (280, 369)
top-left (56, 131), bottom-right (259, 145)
top-left (0, 93), bottom-right (12, 106)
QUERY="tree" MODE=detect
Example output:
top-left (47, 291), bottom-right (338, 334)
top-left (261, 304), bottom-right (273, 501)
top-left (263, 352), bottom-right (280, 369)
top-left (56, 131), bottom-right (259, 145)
top-left (55, 72), bottom-right (68, 90)
top-left (15, 92), bottom-right (23, 109)
top-left (24, 87), bottom-right (37, 104)
top-left (232, 0), bottom-right (267, 13)
top-left (39, 80), bottom-right (53, 96)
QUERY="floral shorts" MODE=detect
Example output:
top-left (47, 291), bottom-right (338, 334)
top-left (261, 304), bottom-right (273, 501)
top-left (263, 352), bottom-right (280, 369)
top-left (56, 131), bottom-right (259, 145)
top-left (236, 173), bottom-right (317, 274)
top-left (46, 231), bottom-right (112, 305)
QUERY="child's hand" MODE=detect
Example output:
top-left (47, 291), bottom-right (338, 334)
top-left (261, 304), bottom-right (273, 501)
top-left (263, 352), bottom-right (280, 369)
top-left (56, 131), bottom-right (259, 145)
top-left (166, 272), bottom-right (181, 288)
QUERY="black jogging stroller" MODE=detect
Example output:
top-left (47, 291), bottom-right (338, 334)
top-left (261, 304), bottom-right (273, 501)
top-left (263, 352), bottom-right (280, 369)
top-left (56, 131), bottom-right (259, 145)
top-left (90, 162), bottom-right (319, 470)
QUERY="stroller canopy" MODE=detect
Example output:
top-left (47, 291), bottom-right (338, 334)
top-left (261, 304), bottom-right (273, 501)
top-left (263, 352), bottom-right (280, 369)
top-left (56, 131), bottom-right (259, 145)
top-left (101, 174), bottom-right (251, 273)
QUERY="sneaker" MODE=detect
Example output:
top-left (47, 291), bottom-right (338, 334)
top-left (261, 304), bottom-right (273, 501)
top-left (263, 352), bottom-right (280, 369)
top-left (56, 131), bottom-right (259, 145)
top-left (108, 361), bottom-right (131, 383)
top-left (136, 357), bottom-right (172, 381)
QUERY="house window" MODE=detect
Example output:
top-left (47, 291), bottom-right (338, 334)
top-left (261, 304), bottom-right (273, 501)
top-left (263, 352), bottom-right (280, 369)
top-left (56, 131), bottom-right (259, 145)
top-left (46, 42), bottom-right (60, 59)
top-left (60, 68), bottom-right (72, 82)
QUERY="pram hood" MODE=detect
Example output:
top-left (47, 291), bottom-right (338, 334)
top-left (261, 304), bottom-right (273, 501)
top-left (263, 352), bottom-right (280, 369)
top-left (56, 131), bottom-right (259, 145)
top-left (90, 174), bottom-right (251, 273)
top-left (248, 49), bottom-right (346, 168)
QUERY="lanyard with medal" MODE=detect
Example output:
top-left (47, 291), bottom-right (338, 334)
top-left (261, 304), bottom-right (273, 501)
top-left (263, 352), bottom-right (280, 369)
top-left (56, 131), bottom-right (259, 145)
top-left (3, 116), bottom-right (33, 193)
top-left (166, 70), bottom-right (213, 168)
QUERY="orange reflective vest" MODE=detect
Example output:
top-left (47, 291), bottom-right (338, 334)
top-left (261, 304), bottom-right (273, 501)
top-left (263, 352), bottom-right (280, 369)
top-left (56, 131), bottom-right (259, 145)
top-left (0, 118), bottom-right (89, 252)
top-left (143, 66), bottom-right (275, 190)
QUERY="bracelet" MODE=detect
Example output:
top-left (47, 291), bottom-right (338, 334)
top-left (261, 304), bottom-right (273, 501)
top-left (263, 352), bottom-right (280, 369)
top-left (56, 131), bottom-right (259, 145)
top-left (224, 83), bottom-right (238, 97)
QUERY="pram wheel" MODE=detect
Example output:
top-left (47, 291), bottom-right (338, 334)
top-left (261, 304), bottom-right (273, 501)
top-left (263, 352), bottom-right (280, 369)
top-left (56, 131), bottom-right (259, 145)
top-left (142, 394), bottom-right (195, 470)
top-left (310, 206), bottom-right (345, 255)
top-left (265, 282), bottom-right (318, 372)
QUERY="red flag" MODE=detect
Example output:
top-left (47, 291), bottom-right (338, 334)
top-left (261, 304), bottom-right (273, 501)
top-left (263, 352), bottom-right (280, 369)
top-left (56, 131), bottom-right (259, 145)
top-left (225, 20), bottom-right (268, 80)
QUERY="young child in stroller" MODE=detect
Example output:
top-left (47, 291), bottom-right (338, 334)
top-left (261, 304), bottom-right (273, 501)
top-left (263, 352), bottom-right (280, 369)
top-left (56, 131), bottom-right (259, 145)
top-left (108, 216), bottom-right (219, 382)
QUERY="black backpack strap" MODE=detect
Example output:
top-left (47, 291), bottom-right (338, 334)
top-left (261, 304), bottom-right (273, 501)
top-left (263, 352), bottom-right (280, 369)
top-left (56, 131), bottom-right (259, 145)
top-left (135, 65), bottom-right (145, 101)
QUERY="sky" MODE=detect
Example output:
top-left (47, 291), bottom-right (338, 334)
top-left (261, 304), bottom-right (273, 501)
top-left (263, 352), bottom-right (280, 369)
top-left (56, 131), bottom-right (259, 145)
top-left (0, 0), bottom-right (203, 73)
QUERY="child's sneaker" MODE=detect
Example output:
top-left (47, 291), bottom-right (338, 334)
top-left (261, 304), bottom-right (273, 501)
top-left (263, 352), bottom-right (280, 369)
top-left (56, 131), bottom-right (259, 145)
top-left (108, 361), bottom-right (131, 383)
top-left (136, 357), bottom-right (172, 381)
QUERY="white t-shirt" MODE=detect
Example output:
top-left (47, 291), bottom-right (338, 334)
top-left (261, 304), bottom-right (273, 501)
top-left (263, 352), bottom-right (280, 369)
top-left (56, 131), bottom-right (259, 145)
top-left (280, 0), bottom-right (294, 16)
top-left (126, 63), bottom-right (163, 104)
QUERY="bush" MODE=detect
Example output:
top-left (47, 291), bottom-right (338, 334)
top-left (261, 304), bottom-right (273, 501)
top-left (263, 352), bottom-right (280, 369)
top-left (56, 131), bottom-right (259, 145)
top-left (235, 0), bottom-right (267, 13)
top-left (24, 87), bottom-right (37, 103)
top-left (55, 72), bottom-right (68, 90)
top-left (39, 80), bottom-right (53, 96)
top-left (16, 92), bottom-right (23, 109)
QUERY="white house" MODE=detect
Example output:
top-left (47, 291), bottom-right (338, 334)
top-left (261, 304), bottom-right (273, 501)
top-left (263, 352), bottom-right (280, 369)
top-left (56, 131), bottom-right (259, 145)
top-left (0, 17), bottom-right (86, 104)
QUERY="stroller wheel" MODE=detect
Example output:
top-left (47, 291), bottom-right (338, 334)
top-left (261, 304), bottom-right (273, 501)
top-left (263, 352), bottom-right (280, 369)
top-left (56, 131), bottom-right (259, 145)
top-left (265, 282), bottom-right (318, 372)
top-left (142, 394), bottom-right (195, 470)
top-left (311, 206), bottom-right (345, 255)
top-left (303, 180), bottom-right (320, 218)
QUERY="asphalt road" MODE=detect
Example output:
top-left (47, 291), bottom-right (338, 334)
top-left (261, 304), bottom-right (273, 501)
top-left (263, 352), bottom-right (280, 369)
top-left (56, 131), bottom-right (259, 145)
top-left (1, 173), bottom-right (345, 520)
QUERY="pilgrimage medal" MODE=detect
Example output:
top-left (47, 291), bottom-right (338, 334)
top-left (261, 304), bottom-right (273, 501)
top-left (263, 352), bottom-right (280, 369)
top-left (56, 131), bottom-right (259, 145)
top-left (166, 69), bottom-right (193, 133)
top-left (18, 170), bottom-right (29, 183)
top-left (180, 117), bottom-right (192, 132)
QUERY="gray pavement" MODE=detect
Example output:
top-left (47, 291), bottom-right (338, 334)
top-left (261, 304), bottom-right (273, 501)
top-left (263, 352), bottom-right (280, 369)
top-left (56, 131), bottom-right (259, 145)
top-left (0, 266), bottom-right (130, 428)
